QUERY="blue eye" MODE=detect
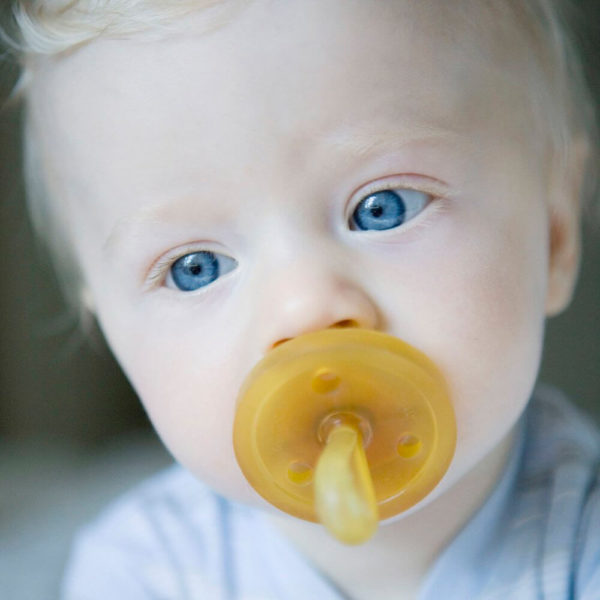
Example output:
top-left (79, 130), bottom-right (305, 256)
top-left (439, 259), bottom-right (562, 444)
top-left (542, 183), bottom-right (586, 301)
top-left (169, 251), bottom-right (237, 292)
top-left (351, 188), bottom-right (430, 231)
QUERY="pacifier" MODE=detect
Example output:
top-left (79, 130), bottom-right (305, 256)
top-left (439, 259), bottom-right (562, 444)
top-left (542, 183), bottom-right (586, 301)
top-left (233, 328), bottom-right (456, 545)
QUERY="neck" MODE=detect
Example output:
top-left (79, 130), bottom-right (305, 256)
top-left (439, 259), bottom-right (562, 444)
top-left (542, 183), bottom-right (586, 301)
top-left (265, 427), bottom-right (517, 600)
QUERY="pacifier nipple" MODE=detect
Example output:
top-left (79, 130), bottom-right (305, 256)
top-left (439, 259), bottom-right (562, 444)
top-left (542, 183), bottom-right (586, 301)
top-left (233, 329), bottom-right (456, 545)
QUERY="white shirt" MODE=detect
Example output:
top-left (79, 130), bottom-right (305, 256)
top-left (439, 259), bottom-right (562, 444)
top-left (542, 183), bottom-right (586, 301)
top-left (62, 384), bottom-right (600, 599)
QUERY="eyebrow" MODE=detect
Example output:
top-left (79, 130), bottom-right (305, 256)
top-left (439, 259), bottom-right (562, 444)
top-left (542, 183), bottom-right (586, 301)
top-left (322, 124), bottom-right (461, 157)
top-left (103, 125), bottom-right (461, 259)
top-left (103, 201), bottom-right (223, 259)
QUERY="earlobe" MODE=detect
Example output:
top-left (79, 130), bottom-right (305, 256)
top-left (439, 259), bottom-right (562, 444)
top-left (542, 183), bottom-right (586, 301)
top-left (80, 286), bottom-right (96, 314)
top-left (545, 207), bottom-right (581, 316)
top-left (544, 139), bottom-right (588, 317)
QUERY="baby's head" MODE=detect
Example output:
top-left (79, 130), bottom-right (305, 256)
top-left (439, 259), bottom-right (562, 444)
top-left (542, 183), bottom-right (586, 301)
top-left (9, 1), bottom-right (598, 512)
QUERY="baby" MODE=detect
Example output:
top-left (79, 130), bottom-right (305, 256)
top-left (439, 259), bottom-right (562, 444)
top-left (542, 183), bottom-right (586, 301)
top-left (6, 0), bottom-right (600, 598)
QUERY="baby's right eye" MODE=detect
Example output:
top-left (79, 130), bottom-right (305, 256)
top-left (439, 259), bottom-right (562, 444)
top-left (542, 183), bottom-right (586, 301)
top-left (167, 251), bottom-right (237, 292)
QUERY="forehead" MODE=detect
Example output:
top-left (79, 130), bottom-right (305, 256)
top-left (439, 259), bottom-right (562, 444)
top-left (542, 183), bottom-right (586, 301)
top-left (29, 0), bottom-right (534, 220)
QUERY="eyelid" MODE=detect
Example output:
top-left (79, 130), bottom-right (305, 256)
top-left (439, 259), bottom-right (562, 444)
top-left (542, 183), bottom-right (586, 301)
top-left (144, 243), bottom-right (235, 291)
top-left (346, 174), bottom-right (449, 215)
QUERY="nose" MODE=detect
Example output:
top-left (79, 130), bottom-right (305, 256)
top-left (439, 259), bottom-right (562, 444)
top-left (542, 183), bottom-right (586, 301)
top-left (257, 262), bottom-right (381, 353)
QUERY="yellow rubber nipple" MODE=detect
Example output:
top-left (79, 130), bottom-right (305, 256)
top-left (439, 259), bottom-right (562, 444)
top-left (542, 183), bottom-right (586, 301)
top-left (233, 328), bottom-right (456, 545)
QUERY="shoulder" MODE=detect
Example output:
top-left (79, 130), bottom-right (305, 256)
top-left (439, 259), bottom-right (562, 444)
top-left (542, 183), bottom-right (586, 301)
top-left (69, 464), bottom-right (221, 551)
top-left (575, 473), bottom-right (600, 599)
top-left (524, 384), bottom-right (600, 469)
top-left (527, 385), bottom-right (600, 599)
top-left (60, 465), bottom-right (233, 599)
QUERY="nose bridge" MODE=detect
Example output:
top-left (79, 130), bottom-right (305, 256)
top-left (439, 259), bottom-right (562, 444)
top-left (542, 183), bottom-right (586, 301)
top-left (255, 243), bottom-right (381, 353)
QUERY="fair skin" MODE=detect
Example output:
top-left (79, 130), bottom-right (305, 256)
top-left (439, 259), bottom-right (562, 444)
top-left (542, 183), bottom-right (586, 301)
top-left (28, 1), bottom-right (582, 598)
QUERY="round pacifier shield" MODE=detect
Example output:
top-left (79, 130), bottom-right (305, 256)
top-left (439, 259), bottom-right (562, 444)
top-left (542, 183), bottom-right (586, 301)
top-left (233, 329), bottom-right (456, 521)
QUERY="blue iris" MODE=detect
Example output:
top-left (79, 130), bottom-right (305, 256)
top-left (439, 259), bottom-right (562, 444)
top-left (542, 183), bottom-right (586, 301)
top-left (170, 251), bottom-right (236, 292)
top-left (352, 188), bottom-right (429, 231)
top-left (352, 190), bottom-right (406, 231)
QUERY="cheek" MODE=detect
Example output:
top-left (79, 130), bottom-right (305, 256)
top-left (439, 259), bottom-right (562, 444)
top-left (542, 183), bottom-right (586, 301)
top-left (375, 203), bottom-right (549, 463)
top-left (94, 294), bottom-right (255, 498)
top-left (435, 232), bottom-right (546, 417)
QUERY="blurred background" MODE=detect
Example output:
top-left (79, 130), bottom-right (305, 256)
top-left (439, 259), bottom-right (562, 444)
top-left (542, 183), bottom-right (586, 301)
top-left (1, 3), bottom-right (599, 599)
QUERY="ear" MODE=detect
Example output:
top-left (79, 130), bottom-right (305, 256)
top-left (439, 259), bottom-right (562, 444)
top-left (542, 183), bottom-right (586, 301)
top-left (80, 286), bottom-right (96, 314)
top-left (545, 138), bottom-right (589, 317)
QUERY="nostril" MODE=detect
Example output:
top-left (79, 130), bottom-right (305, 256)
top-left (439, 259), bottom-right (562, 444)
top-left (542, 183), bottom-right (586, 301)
top-left (272, 337), bottom-right (292, 349)
top-left (331, 319), bottom-right (359, 329)
top-left (271, 320), bottom-right (359, 350)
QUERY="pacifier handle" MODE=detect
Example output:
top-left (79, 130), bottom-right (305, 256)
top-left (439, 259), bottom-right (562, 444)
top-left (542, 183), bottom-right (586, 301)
top-left (315, 423), bottom-right (378, 544)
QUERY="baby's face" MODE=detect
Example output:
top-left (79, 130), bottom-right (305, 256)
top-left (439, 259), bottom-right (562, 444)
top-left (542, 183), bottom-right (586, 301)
top-left (32, 1), bottom-right (559, 510)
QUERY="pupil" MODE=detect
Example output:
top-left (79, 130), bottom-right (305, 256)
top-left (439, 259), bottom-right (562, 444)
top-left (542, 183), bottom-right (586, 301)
top-left (370, 205), bottom-right (384, 218)
top-left (190, 265), bottom-right (203, 275)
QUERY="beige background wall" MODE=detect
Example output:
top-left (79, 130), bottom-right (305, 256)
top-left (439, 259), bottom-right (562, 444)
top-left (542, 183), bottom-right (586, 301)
top-left (1, 6), bottom-right (599, 445)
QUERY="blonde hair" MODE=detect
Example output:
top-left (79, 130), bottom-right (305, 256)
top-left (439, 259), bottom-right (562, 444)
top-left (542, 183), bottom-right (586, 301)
top-left (3, 0), bottom-right (599, 311)
top-left (11, 1), bottom-right (245, 55)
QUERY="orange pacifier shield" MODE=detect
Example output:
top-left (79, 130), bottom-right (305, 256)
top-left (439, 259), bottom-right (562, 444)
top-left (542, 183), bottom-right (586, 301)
top-left (233, 328), bottom-right (456, 545)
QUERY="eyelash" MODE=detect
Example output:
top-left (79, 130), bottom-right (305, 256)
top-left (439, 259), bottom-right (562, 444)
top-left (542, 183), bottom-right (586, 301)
top-left (346, 176), bottom-right (445, 219)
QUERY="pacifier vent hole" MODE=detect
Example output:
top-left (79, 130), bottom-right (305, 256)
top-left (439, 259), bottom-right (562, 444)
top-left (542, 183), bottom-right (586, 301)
top-left (397, 434), bottom-right (422, 459)
top-left (287, 462), bottom-right (314, 486)
top-left (311, 369), bottom-right (341, 394)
